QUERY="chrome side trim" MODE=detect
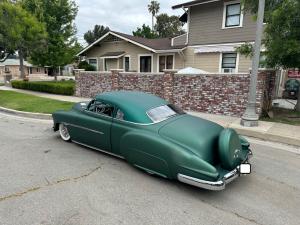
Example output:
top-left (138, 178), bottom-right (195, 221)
top-left (64, 123), bottom-right (104, 135)
top-left (72, 141), bottom-right (125, 159)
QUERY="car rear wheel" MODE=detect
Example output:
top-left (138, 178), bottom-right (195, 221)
top-left (59, 123), bottom-right (71, 142)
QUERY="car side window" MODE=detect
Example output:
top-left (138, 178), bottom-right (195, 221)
top-left (115, 109), bottom-right (125, 120)
top-left (88, 100), bottom-right (114, 117)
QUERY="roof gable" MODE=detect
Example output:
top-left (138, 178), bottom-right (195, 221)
top-left (77, 31), bottom-right (186, 56)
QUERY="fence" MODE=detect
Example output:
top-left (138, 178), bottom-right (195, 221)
top-left (75, 69), bottom-right (276, 116)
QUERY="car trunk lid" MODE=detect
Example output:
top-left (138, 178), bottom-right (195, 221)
top-left (159, 115), bottom-right (224, 165)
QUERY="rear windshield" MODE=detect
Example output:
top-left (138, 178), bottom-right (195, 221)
top-left (147, 104), bottom-right (185, 123)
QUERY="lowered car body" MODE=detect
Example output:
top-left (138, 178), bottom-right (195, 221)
top-left (52, 91), bottom-right (252, 191)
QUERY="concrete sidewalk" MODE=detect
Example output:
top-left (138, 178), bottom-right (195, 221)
top-left (1, 86), bottom-right (300, 147)
top-left (0, 86), bottom-right (90, 102)
top-left (190, 112), bottom-right (300, 147)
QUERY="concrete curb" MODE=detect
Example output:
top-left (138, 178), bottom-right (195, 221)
top-left (233, 127), bottom-right (300, 147)
top-left (0, 106), bottom-right (52, 120)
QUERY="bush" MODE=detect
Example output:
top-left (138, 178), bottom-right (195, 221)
top-left (11, 80), bottom-right (75, 96)
top-left (78, 61), bottom-right (96, 71)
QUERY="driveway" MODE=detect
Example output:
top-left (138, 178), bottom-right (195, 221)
top-left (0, 113), bottom-right (299, 225)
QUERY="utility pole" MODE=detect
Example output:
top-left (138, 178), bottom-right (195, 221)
top-left (241, 0), bottom-right (265, 127)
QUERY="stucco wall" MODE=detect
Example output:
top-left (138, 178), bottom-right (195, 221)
top-left (188, 0), bottom-right (259, 45)
top-left (84, 38), bottom-right (185, 73)
top-left (76, 70), bottom-right (276, 117)
top-left (182, 47), bottom-right (252, 73)
top-left (85, 40), bottom-right (156, 72)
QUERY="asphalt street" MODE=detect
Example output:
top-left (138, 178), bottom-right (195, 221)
top-left (0, 112), bottom-right (299, 225)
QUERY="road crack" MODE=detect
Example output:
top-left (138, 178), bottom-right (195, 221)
top-left (199, 198), bottom-right (263, 225)
top-left (0, 166), bottom-right (102, 202)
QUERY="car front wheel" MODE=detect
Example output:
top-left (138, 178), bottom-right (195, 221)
top-left (59, 123), bottom-right (71, 142)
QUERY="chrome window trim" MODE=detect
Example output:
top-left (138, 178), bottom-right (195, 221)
top-left (64, 123), bottom-right (104, 135)
top-left (146, 104), bottom-right (179, 123)
top-left (86, 101), bottom-right (181, 126)
top-left (72, 141), bottom-right (124, 159)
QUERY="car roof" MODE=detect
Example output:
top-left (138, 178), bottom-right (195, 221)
top-left (96, 91), bottom-right (168, 123)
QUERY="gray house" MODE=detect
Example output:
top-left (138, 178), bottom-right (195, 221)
top-left (78, 0), bottom-right (259, 73)
top-left (172, 0), bottom-right (260, 73)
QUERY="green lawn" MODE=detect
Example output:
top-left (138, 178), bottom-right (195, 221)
top-left (0, 83), bottom-right (4, 86)
top-left (0, 90), bottom-right (74, 114)
top-left (261, 108), bottom-right (300, 126)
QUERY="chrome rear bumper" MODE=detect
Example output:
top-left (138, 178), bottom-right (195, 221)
top-left (178, 150), bottom-right (253, 191)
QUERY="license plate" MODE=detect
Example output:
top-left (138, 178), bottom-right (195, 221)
top-left (291, 92), bottom-right (295, 95)
top-left (240, 163), bottom-right (251, 174)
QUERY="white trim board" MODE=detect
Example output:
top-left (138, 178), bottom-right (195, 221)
top-left (123, 55), bottom-right (131, 72)
top-left (222, 0), bottom-right (244, 29)
top-left (77, 31), bottom-right (186, 56)
top-left (156, 53), bottom-right (175, 73)
top-left (138, 54), bottom-right (154, 73)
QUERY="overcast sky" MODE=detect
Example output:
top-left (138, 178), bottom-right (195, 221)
top-left (74, 0), bottom-right (185, 44)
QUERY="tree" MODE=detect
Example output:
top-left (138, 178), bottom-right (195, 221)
top-left (84, 25), bottom-right (110, 45)
top-left (78, 60), bottom-right (96, 71)
top-left (242, 0), bottom-right (300, 111)
top-left (148, 0), bottom-right (160, 31)
top-left (155, 13), bottom-right (185, 38)
top-left (21, 0), bottom-right (79, 75)
top-left (133, 24), bottom-right (158, 39)
top-left (0, 1), bottom-right (47, 78)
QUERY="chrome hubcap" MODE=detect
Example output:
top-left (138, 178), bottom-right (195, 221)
top-left (60, 124), bottom-right (70, 140)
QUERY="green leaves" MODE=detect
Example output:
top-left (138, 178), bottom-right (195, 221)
top-left (84, 25), bottom-right (110, 45)
top-left (22, 0), bottom-right (79, 68)
top-left (264, 0), bottom-right (300, 68)
top-left (148, 1), bottom-right (160, 17)
top-left (155, 13), bottom-right (185, 38)
top-left (0, 2), bottom-right (47, 53)
top-left (133, 24), bottom-right (158, 39)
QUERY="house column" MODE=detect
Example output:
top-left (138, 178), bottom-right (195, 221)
top-left (163, 69), bottom-right (177, 103)
top-left (111, 69), bottom-right (123, 91)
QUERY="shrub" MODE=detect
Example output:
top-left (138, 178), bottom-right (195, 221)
top-left (11, 80), bottom-right (75, 96)
top-left (78, 61), bottom-right (96, 71)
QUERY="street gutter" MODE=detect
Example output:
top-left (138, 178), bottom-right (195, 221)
top-left (0, 106), bottom-right (52, 120)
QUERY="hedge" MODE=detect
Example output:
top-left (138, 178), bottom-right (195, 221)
top-left (11, 80), bottom-right (75, 96)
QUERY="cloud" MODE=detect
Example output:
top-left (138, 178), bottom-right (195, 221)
top-left (74, 0), bottom-right (185, 44)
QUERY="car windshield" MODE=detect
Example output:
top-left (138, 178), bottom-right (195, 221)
top-left (147, 104), bottom-right (185, 123)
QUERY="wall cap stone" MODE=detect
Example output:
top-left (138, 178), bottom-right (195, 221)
top-left (163, 69), bottom-right (178, 73)
top-left (111, 69), bottom-right (124, 72)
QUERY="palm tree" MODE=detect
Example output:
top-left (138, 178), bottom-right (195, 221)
top-left (148, 1), bottom-right (160, 31)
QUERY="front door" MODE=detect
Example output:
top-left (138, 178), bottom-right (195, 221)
top-left (67, 100), bottom-right (113, 151)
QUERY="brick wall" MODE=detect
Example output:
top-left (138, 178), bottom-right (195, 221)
top-left (76, 69), bottom-right (276, 117)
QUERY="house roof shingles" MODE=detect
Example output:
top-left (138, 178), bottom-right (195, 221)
top-left (0, 59), bottom-right (33, 67)
top-left (78, 31), bottom-right (186, 56)
top-left (112, 31), bottom-right (186, 51)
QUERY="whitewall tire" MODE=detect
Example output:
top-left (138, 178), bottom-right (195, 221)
top-left (59, 123), bottom-right (71, 142)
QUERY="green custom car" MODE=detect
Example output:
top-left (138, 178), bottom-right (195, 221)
top-left (53, 91), bottom-right (252, 191)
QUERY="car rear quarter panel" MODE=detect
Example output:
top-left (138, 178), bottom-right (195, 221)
top-left (120, 130), bottom-right (219, 180)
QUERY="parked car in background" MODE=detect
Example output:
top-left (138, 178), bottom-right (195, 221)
top-left (283, 79), bottom-right (300, 100)
top-left (52, 91), bottom-right (252, 191)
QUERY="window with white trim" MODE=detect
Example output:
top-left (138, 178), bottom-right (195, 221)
top-left (139, 56), bottom-right (152, 72)
top-left (159, 55), bottom-right (174, 72)
top-left (124, 56), bottom-right (130, 72)
top-left (224, 3), bottom-right (242, 27)
top-left (221, 53), bottom-right (237, 73)
top-left (88, 59), bottom-right (97, 70)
